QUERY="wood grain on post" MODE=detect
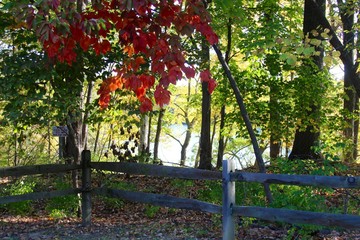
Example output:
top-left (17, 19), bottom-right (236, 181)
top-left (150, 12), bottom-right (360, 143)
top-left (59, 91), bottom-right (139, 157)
top-left (222, 160), bottom-right (235, 240)
top-left (81, 150), bottom-right (92, 227)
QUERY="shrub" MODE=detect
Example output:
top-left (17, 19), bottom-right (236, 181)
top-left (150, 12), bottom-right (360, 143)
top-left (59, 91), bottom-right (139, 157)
top-left (0, 177), bottom-right (36, 215)
top-left (100, 180), bottom-right (137, 210)
top-left (45, 179), bottom-right (79, 218)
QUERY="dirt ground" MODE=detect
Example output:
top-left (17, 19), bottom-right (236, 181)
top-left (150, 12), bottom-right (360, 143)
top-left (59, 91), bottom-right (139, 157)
top-left (1, 203), bottom-right (360, 240)
top-left (1, 175), bottom-right (360, 239)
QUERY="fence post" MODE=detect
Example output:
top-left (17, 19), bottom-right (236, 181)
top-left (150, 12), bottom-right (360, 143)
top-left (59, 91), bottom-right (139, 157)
top-left (222, 159), bottom-right (235, 240)
top-left (81, 150), bottom-right (91, 227)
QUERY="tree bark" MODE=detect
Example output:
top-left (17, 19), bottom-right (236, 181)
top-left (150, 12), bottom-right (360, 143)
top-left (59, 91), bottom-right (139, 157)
top-left (217, 18), bottom-right (232, 169)
top-left (199, 80), bottom-right (212, 169)
top-left (289, 0), bottom-right (325, 160)
top-left (153, 109), bottom-right (165, 162)
top-left (180, 118), bottom-right (194, 166)
top-left (198, 34), bottom-right (212, 169)
top-left (93, 122), bottom-right (101, 154)
top-left (338, 0), bottom-right (358, 162)
top-left (139, 113), bottom-right (150, 162)
top-left (307, 0), bottom-right (360, 96)
top-left (217, 105), bottom-right (226, 169)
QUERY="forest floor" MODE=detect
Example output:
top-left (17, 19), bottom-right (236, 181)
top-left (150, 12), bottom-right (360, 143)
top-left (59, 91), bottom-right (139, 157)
top-left (0, 174), bottom-right (360, 239)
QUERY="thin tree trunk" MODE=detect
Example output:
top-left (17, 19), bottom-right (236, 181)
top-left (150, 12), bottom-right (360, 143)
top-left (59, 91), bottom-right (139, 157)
top-left (211, 116), bottom-right (217, 148)
top-left (14, 133), bottom-right (17, 166)
top-left (107, 124), bottom-right (113, 151)
top-left (154, 109), bottom-right (165, 162)
top-left (93, 122), bottom-right (101, 154)
top-left (217, 105), bottom-right (226, 169)
top-left (147, 114), bottom-right (152, 157)
top-left (139, 114), bottom-right (150, 162)
top-left (180, 119), bottom-right (194, 166)
top-left (82, 80), bottom-right (93, 151)
top-left (217, 18), bottom-right (232, 169)
top-left (213, 44), bottom-right (273, 203)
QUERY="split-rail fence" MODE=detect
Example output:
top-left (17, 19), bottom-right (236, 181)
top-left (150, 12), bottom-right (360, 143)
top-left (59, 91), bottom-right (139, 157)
top-left (0, 150), bottom-right (360, 240)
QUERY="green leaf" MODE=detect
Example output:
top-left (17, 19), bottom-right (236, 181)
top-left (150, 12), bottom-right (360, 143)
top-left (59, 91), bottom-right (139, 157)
top-left (303, 47), bottom-right (315, 56)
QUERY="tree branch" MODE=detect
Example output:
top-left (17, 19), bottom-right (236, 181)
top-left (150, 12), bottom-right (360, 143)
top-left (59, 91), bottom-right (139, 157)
top-left (307, 0), bottom-right (360, 95)
top-left (165, 133), bottom-right (183, 147)
top-left (212, 44), bottom-right (273, 203)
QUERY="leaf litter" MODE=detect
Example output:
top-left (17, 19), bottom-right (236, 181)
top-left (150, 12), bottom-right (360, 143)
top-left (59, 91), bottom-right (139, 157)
top-left (0, 175), bottom-right (360, 239)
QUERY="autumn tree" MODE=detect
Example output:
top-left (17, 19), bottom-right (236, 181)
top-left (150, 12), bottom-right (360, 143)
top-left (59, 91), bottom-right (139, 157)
top-left (4, 0), bottom-right (218, 169)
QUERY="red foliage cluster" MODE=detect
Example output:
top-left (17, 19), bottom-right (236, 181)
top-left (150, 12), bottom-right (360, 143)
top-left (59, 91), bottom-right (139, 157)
top-left (25, 0), bottom-right (218, 112)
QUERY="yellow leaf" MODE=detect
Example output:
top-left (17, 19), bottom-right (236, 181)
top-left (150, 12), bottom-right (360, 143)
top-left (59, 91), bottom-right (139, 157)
top-left (324, 56), bottom-right (332, 65)
top-left (332, 51), bottom-right (341, 58)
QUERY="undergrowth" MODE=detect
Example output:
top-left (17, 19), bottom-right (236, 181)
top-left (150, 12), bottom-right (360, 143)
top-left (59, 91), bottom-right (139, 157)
top-left (0, 155), bottom-right (358, 239)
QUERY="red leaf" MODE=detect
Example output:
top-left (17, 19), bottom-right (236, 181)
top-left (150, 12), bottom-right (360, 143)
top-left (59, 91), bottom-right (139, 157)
top-left (135, 86), bottom-right (146, 98)
top-left (93, 39), bottom-right (111, 55)
top-left (98, 94), bottom-right (111, 109)
top-left (151, 61), bottom-right (165, 75)
top-left (44, 40), bottom-right (60, 58)
top-left (200, 70), bottom-right (217, 94)
top-left (199, 24), bottom-right (219, 45)
top-left (182, 66), bottom-right (195, 79)
top-left (127, 75), bottom-right (142, 92)
top-left (70, 26), bottom-right (85, 41)
top-left (168, 66), bottom-right (182, 84)
top-left (207, 78), bottom-right (217, 94)
top-left (140, 96), bottom-right (153, 113)
top-left (133, 32), bottom-right (148, 53)
top-left (154, 85), bottom-right (171, 108)
top-left (200, 69), bottom-right (211, 82)
top-left (133, 0), bottom-right (149, 15)
top-left (140, 75), bottom-right (155, 89)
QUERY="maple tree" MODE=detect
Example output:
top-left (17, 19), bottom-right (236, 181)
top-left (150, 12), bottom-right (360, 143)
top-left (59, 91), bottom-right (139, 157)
top-left (19, 0), bottom-right (218, 112)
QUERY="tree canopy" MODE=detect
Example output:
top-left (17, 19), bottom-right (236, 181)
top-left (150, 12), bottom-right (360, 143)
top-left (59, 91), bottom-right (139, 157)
top-left (10, 0), bottom-right (218, 112)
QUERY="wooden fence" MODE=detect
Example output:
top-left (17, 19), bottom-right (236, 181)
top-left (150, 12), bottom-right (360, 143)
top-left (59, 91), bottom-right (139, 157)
top-left (1, 150), bottom-right (360, 240)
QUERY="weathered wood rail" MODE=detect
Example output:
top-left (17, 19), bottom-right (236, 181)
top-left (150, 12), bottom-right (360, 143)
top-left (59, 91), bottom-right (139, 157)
top-left (0, 150), bottom-right (360, 239)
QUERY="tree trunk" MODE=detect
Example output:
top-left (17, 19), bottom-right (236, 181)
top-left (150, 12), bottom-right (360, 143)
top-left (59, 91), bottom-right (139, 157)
top-left (139, 113), bottom-right (150, 162)
top-left (13, 132), bottom-right (17, 166)
top-left (339, 0), bottom-right (358, 162)
top-left (289, 0), bottom-right (325, 160)
top-left (147, 113), bottom-right (152, 157)
top-left (217, 105), bottom-right (226, 169)
top-left (93, 122), bottom-right (101, 154)
top-left (213, 45), bottom-right (274, 203)
top-left (199, 81), bottom-right (212, 169)
top-left (269, 87), bottom-right (281, 159)
top-left (154, 109), bottom-right (164, 162)
top-left (198, 34), bottom-right (212, 170)
top-left (180, 119), bottom-right (194, 166)
top-left (270, 137), bottom-right (280, 159)
top-left (217, 18), bottom-right (232, 169)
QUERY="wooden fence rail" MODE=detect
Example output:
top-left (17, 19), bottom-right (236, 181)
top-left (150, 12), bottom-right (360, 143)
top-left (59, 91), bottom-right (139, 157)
top-left (0, 189), bottom-right (81, 205)
top-left (0, 163), bottom-right (80, 178)
top-left (232, 171), bottom-right (360, 188)
top-left (94, 187), bottom-right (221, 214)
top-left (91, 162), bottom-right (222, 180)
top-left (1, 150), bottom-right (360, 239)
top-left (233, 206), bottom-right (360, 229)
